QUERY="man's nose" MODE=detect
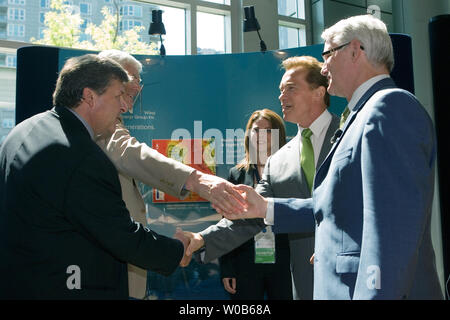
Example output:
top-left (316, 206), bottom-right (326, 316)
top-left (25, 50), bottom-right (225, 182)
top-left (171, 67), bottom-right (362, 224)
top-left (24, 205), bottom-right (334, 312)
top-left (321, 62), bottom-right (328, 76)
top-left (119, 96), bottom-right (128, 113)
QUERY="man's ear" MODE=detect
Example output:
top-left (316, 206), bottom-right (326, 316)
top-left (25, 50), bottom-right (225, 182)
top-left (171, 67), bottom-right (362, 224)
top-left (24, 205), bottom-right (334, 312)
top-left (82, 88), bottom-right (95, 107)
top-left (314, 85), bottom-right (326, 101)
top-left (350, 39), bottom-right (364, 61)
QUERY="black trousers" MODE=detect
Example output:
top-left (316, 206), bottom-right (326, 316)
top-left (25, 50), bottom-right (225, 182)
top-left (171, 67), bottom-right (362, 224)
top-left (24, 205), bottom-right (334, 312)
top-left (229, 259), bottom-right (293, 300)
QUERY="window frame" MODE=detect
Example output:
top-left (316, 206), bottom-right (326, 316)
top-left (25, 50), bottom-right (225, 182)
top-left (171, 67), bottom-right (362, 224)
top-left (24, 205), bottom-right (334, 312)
top-left (278, 0), bottom-right (311, 47)
top-left (135, 0), bottom-right (241, 54)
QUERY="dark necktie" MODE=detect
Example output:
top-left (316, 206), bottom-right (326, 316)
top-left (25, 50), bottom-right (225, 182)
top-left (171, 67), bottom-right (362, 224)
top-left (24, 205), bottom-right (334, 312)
top-left (301, 128), bottom-right (315, 192)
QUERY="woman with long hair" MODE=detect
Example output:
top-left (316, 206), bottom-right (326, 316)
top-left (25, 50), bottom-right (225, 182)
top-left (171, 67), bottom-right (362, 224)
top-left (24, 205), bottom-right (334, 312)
top-left (219, 108), bottom-right (292, 300)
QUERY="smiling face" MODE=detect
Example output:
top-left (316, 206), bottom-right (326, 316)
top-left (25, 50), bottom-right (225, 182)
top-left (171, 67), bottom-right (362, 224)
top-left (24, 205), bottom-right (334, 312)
top-left (278, 68), bottom-right (323, 128)
top-left (320, 41), bottom-right (353, 99)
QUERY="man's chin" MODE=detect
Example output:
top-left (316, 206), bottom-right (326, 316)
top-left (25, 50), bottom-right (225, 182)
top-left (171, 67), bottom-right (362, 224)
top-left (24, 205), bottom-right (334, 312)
top-left (96, 125), bottom-right (116, 140)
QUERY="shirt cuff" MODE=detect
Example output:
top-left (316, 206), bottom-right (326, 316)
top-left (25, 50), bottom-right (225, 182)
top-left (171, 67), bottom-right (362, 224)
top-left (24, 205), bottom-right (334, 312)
top-left (264, 198), bottom-right (274, 225)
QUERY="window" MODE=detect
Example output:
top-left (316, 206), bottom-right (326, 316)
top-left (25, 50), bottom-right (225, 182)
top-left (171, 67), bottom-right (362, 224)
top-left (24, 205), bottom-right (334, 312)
top-left (7, 8), bottom-right (25, 21)
top-left (79, 3), bottom-right (91, 15)
top-left (155, 5), bottom-right (186, 55)
top-left (202, 0), bottom-right (230, 4)
top-left (8, 0), bottom-right (26, 5)
top-left (120, 5), bottom-right (142, 18)
top-left (278, 0), bottom-right (305, 19)
top-left (7, 24), bottom-right (25, 37)
top-left (39, 27), bottom-right (45, 39)
top-left (2, 118), bottom-right (15, 129)
top-left (279, 24), bottom-right (306, 49)
top-left (197, 11), bottom-right (227, 54)
top-left (40, 0), bottom-right (49, 8)
top-left (278, 0), bottom-right (308, 48)
top-left (120, 19), bottom-right (142, 32)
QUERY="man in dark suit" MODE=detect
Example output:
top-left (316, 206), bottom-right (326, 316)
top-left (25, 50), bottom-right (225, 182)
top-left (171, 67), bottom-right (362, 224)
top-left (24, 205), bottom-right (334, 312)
top-left (0, 54), bottom-right (187, 299)
top-left (182, 56), bottom-right (340, 300)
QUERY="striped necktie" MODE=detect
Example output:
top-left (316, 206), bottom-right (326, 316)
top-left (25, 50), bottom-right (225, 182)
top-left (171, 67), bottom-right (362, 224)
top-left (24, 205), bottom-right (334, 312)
top-left (301, 128), bottom-right (315, 192)
top-left (331, 106), bottom-right (351, 144)
top-left (339, 106), bottom-right (350, 128)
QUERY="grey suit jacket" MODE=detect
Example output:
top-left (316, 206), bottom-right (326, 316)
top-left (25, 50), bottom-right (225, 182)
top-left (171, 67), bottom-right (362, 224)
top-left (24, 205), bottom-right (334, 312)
top-left (96, 117), bottom-right (194, 299)
top-left (200, 111), bottom-right (340, 299)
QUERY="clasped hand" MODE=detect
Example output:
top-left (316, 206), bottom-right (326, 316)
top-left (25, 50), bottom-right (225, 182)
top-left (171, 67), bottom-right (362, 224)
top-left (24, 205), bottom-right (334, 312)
top-left (173, 184), bottom-right (268, 267)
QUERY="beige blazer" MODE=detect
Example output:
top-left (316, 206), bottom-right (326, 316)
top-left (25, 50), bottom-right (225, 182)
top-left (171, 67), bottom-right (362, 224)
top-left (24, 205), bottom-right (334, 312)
top-left (97, 117), bottom-right (194, 299)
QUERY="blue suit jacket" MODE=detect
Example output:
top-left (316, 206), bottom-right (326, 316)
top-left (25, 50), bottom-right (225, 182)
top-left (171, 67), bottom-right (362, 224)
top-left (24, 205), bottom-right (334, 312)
top-left (272, 78), bottom-right (443, 299)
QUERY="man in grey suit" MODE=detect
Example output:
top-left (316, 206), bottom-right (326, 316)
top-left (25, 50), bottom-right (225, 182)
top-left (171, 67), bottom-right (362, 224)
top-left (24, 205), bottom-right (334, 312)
top-left (182, 56), bottom-right (339, 300)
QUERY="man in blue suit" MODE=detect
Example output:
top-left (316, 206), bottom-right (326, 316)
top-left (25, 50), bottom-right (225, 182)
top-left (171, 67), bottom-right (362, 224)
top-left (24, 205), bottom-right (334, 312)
top-left (221, 15), bottom-right (443, 299)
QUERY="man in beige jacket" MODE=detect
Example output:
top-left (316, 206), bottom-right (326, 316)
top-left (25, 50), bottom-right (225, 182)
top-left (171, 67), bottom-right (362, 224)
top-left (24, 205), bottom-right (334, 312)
top-left (96, 50), bottom-right (245, 299)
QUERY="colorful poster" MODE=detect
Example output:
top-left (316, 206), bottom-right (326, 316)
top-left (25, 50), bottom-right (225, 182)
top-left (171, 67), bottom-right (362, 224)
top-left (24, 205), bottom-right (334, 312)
top-left (152, 139), bottom-right (216, 203)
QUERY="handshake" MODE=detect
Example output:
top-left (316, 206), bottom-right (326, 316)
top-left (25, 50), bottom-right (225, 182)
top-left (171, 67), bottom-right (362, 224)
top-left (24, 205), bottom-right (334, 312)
top-left (171, 174), bottom-right (271, 267)
top-left (173, 228), bottom-right (205, 267)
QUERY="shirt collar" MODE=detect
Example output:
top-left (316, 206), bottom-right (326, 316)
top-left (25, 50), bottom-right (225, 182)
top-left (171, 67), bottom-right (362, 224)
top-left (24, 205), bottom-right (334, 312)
top-left (347, 74), bottom-right (390, 112)
top-left (298, 109), bottom-right (332, 137)
top-left (65, 107), bottom-right (94, 140)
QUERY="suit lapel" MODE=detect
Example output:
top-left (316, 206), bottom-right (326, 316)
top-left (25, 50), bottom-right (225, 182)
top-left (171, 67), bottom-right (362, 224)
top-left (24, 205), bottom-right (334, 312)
top-left (285, 132), bottom-right (309, 196)
top-left (314, 78), bottom-right (397, 187)
top-left (317, 114), bottom-right (340, 167)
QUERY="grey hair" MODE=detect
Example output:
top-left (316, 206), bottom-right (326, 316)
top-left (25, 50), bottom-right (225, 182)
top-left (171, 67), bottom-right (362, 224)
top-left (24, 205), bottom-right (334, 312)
top-left (98, 49), bottom-right (143, 74)
top-left (321, 14), bottom-right (394, 72)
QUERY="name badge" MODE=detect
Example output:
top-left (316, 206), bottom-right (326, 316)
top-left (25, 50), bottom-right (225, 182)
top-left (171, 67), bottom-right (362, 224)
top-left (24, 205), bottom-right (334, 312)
top-left (254, 226), bottom-right (275, 264)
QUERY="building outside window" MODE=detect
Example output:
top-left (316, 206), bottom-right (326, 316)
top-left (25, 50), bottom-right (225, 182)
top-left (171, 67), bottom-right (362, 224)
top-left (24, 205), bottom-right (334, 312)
top-left (8, 0), bottom-right (26, 6)
top-left (7, 23), bottom-right (24, 37)
top-left (40, 0), bottom-right (50, 8)
top-left (119, 18), bottom-right (141, 31)
top-left (120, 4), bottom-right (142, 17)
top-left (7, 8), bottom-right (25, 21)
top-left (79, 2), bottom-right (92, 15)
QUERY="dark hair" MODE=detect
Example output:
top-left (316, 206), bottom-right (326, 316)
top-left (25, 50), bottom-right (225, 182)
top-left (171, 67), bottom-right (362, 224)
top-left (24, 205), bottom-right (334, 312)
top-left (52, 54), bottom-right (129, 108)
top-left (237, 108), bottom-right (287, 171)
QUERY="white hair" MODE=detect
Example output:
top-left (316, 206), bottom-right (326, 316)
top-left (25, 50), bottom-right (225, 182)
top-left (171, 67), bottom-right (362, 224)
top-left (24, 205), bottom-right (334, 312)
top-left (98, 49), bottom-right (142, 73)
top-left (321, 14), bottom-right (394, 72)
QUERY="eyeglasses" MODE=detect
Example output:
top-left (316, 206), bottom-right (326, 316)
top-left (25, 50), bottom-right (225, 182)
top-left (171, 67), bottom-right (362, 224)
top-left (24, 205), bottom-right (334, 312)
top-left (321, 42), bottom-right (364, 60)
top-left (132, 83), bottom-right (144, 113)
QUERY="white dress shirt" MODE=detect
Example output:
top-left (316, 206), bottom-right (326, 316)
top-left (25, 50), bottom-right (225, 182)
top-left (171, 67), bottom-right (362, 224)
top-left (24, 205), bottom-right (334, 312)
top-left (347, 74), bottom-right (390, 112)
top-left (264, 109), bottom-right (332, 225)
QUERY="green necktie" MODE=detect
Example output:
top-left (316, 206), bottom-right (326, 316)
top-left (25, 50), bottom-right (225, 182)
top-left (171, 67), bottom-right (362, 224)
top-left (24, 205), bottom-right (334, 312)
top-left (301, 128), bottom-right (315, 192)
top-left (339, 106), bottom-right (350, 128)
